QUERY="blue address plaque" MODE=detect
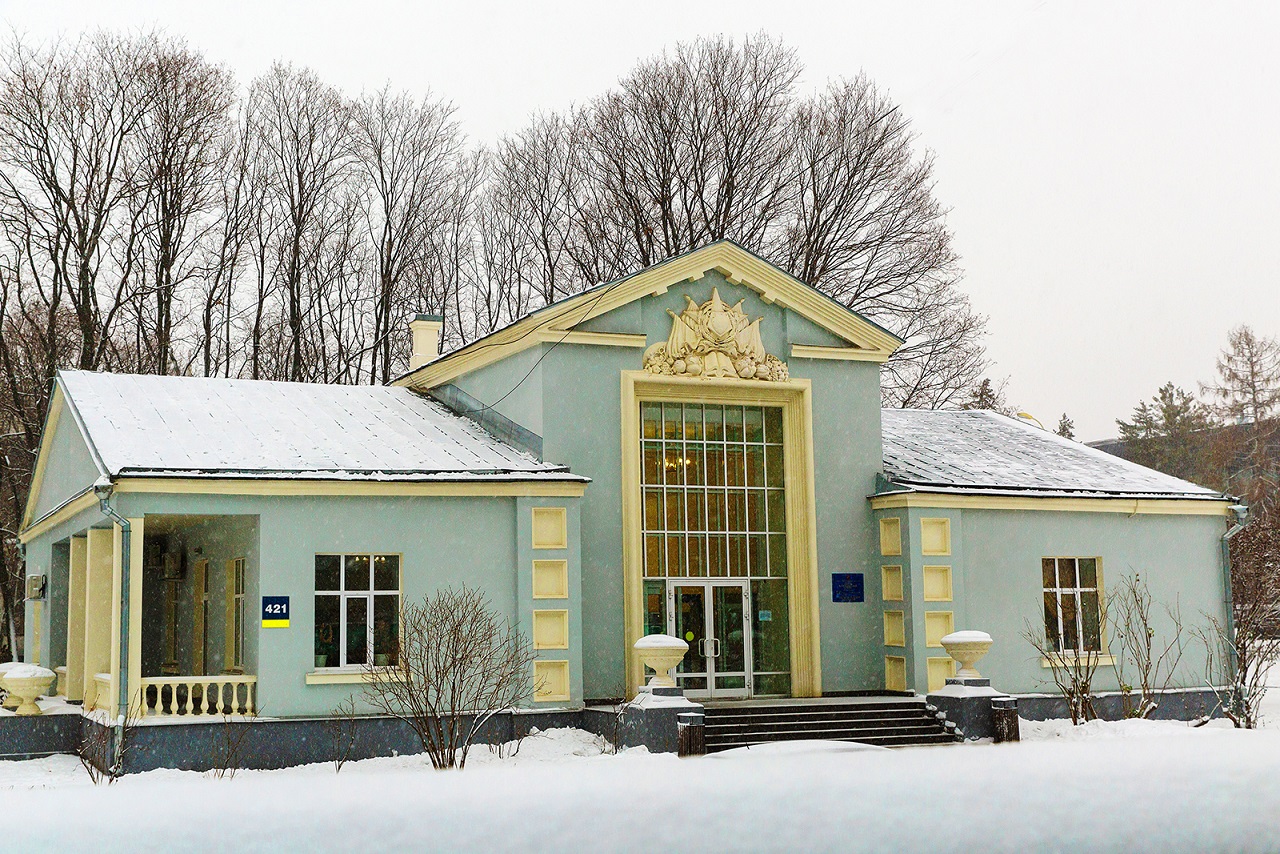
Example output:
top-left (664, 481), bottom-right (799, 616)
top-left (262, 596), bottom-right (290, 628)
top-left (832, 573), bottom-right (864, 603)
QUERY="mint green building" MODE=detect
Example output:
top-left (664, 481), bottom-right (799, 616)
top-left (18, 241), bottom-right (1235, 730)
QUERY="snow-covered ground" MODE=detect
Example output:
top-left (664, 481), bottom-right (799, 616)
top-left (3, 720), bottom-right (1280, 852)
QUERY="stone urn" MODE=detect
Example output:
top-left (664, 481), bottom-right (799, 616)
top-left (940, 630), bottom-right (994, 679)
top-left (0, 661), bottom-right (22, 710)
top-left (633, 634), bottom-right (689, 689)
top-left (1, 664), bottom-right (55, 716)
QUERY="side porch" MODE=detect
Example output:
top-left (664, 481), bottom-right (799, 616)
top-left (37, 513), bottom-right (259, 719)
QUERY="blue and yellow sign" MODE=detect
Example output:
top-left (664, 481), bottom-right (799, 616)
top-left (262, 596), bottom-right (290, 628)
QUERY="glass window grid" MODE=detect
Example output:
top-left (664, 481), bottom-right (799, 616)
top-left (1042, 556), bottom-right (1102, 654)
top-left (641, 402), bottom-right (787, 580)
top-left (314, 553), bottom-right (401, 668)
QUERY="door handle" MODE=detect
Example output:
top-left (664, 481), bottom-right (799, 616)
top-left (708, 638), bottom-right (721, 658)
top-left (697, 638), bottom-right (706, 657)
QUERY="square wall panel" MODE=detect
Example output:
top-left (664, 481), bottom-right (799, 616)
top-left (883, 610), bottom-right (905, 647)
top-left (925, 611), bottom-right (954, 647)
top-left (532, 560), bottom-right (569, 599)
top-left (928, 657), bottom-right (956, 692)
top-left (923, 565), bottom-right (953, 602)
top-left (920, 518), bottom-right (951, 556)
top-left (532, 507), bottom-right (568, 550)
top-left (881, 565), bottom-right (904, 601)
top-left (533, 659), bottom-right (570, 702)
top-left (885, 656), bottom-right (907, 692)
top-left (533, 610), bottom-right (569, 650)
top-left (879, 518), bottom-right (902, 556)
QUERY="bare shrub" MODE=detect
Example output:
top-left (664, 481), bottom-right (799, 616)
top-left (1196, 501), bottom-right (1280, 728)
top-left (1109, 574), bottom-right (1186, 718)
top-left (78, 702), bottom-right (142, 784)
top-left (362, 585), bottom-right (536, 770)
top-left (1023, 614), bottom-right (1106, 724)
top-left (208, 711), bottom-right (253, 779)
top-left (326, 695), bottom-right (360, 773)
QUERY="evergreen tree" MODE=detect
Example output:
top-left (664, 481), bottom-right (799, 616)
top-left (1202, 325), bottom-right (1280, 424)
top-left (1116, 383), bottom-right (1215, 482)
top-left (1056, 413), bottom-right (1075, 440)
top-left (961, 378), bottom-right (1010, 414)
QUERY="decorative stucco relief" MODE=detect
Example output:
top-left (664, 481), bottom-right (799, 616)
top-left (642, 288), bottom-right (789, 381)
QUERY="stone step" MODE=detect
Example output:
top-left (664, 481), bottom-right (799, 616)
top-left (705, 732), bottom-right (959, 752)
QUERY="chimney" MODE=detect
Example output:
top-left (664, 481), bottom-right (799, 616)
top-left (409, 314), bottom-right (443, 370)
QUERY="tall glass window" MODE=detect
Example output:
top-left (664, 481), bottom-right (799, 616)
top-left (640, 402), bottom-right (787, 579)
top-left (314, 553), bottom-right (400, 669)
top-left (641, 402), bottom-right (791, 695)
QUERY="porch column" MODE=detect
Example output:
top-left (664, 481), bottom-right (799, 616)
top-left (65, 536), bottom-right (87, 702)
top-left (127, 517), bottom-right (143, 714)
top-left (83, 528), bottom-right (113, 710)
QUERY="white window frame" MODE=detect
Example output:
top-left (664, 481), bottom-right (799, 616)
top-left (1042, 556), bottom-right (1104, 654)
top-left (314, 553), bottom-right (401, 670)
top-left (232, 558), bottom-right (246, 670)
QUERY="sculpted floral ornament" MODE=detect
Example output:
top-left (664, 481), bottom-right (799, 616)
top-left (643, 288), bottom-right (789, 381)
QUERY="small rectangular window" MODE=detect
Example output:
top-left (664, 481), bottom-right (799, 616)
top-left (1042, 557), bottom-right (1103, 654)
top-left (314, 553), bottom-right (401, 669)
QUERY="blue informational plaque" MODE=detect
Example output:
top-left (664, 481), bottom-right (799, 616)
top-left (832, 573), bottom-right (864, 603)
top-left (262, 595), bottom-right (290, 628)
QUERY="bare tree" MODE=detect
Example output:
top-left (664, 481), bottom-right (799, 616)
top-left (1023, 611), bottom-right (1107, 724)
top-left (1109, 573), bottom-right (1186, 719)
top-left (1198, 501), bottom-right (1280, 728)
top-left (350, 86), bottom-right (464, 383)
top-left (361, 586), bottom-right (536, 770)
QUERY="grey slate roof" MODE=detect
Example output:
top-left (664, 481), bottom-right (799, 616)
top-left (57, 371), bottom-right (580, 482)
top-left (880, 409), bottom-right (1223, 500)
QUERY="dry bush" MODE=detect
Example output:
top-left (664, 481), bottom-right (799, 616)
top-left (1110, 573), bottom-right (1186, 719)
top-left (78, 702), bottom-right (142, 784)
top-left (1197, 501), bottom-right (1280, 727)
top-left (362, 586), bottom-right (535, 770)
top-left (327, 695), bottom-right (360, 773)
top-left (208, 711), bottom-right (254, 779)
top-left (1023, 613), bottom-right (1106, 724)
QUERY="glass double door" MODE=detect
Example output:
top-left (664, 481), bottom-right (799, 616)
top-left (668, 580), bottom-right (752, 699)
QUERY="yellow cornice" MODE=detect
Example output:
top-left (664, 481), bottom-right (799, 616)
top-left (869, 491), bottom-right (1232, 516)
top-left (533, 330), bottom-right (647, 348)
top-left (19, 478), bottom-right (588, 543)
top-left (18, 489), bottom-right (98, 544)
top-left (789, 343), bottom-right (891, 364)
top-left (21, 386), bottom-right (65, 530)
top-left (395, 242), bottom-right (900, 391)
top-left (111, 477), bottom-right (588, 498)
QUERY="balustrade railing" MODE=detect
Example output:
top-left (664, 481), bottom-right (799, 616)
top-left (138, 675), bottom-right (257, 717)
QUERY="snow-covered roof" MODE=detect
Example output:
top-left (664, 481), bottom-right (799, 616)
top-left (880, 409), bottom-right (1224, 500)
top-left (57, 371), bottom-right (581, 482)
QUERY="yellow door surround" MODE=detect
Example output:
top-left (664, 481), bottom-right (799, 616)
top-left (619, 370), bottom-right (821, 698)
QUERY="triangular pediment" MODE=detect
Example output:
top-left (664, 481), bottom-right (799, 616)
top-left (395, 240), bottom-right (902, 390)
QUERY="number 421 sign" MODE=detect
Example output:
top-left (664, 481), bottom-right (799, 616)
top-left (262, 596), bottom-right (290, 628)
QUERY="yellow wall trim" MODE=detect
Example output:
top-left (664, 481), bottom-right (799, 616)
top-left (883, 610), bottom-right (905, 647)
top-left (788, 343), bottom-right (890, 364)
top-left (620, 371), bottom-right (822, 698)
top-left (534, 330), bottom-right (648, 348)
top-left (920, 517), bottom-right (952, 556)
top-left (870, 492), bottom-right (1232, 516)
top-left (885, 655), bottom-right (907, 692)
top-left (923, 565), bottom-right (953, 602)
top-left (925, 611), bottom-right (955, 647)
top-left (881, 565), bottom-right (904, 601)
top-left (878, 518), bottom-right (902, 556)
top-left (533, 610), bottom-right (570, 650)
top-left (531, 507), bottom-right (568, 549)
top-left (126, 478), bottom-right (584, 498)
top-left (533, 659), bottom-right (571, 702)
top-left (532, 560), bottom-right (569, 599)
top-left (927, 657), bottom-right (957, 692)
top-left (19, 489), bottom-right (98, 544)
top-left (305, 668), bottom-right (395, 685)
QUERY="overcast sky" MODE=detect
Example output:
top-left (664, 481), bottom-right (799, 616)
top-left (5, 1), bottom-right (1277, 441)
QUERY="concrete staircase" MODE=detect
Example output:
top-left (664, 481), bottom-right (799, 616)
top-left (702, 697), bottom-right (960, 752)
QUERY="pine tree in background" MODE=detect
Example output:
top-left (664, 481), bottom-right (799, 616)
top-left (1200, 325), bottom-right (1280, 504)
top-left (1056, 413), bottom-right (1075, 440)
top-left (961, 377), bottom-right (1011, 415)
top-left (1202, 326), bottom-right (1280, 424)
top-left (1115, 383), bottom-right (1215, 483)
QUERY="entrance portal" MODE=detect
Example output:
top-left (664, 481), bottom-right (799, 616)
top-left (669, 580), bottom-right (751, 699)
